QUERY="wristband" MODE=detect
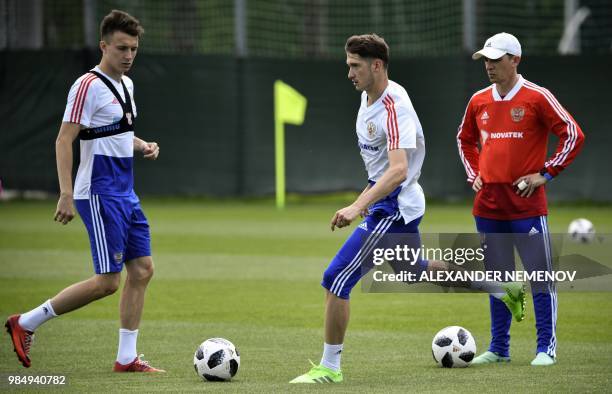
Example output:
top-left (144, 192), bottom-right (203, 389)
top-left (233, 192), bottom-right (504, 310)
top-left (539, 167), bottom-right (553, 182)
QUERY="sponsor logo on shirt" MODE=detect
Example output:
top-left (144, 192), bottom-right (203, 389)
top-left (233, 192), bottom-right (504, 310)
top-left (489, 131), bottom-right (524, 139)
top-left (359, 141), bottom-right (380, 152)
top-left (511, 107), bottom-right (525, 122)
top-left (92, 123), bottom-right (121, 133)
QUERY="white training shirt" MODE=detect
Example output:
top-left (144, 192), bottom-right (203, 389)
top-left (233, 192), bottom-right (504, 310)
top-left (356, 80), bottom-right (426, 223)
top-left (62, 66), bottom-right (137, 199)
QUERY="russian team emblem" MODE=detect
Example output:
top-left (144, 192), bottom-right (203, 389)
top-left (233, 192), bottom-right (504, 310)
top-left (511, 107), bottom-right (524, 122)
top-left (366, 121), bottom-right (376, 137)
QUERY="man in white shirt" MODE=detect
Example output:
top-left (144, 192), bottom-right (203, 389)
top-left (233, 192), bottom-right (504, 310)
top-left (5, 9), bottom-right (163, 372)
top-left (291, 33), bottom-right (526, 384)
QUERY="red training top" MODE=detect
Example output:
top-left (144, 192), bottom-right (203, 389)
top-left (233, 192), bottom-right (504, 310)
top-left (457, 75), bottom-right (585, 220)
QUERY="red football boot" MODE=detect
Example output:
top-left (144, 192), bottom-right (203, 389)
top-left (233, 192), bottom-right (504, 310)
top-left (5, 314), bottom-right (34, 368)
top-left (113, 355), bottom-right (166, 373)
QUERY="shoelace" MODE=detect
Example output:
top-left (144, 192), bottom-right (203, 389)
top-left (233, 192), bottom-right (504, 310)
top-left (307, 360), bottom-right (327, 375)
top-left (23, 333), bottom-right (34, 355)
top-left (134, 354), bottom-right (152, 370)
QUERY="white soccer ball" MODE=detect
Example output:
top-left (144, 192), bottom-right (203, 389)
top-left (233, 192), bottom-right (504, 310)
top-left (431, 326), bottom-right (476, 368)
top-left (194, 338), bottom-right (240, 381)
top-left (568, 218), bottom-right (595, 243)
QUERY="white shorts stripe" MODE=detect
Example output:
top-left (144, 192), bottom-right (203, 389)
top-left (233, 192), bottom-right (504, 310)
top-left (540, 216), bottom-right (557, 356)
top-left (330, 212), bottom-right (401, 296)
top-left (332, 214), bottom-right (398, 296)
top-left (93, 195), bottom-right (110, 273)
top-left (329, 215), bottom-right (393, 295)
top-left (546, 220), bottom-right (558, 356)
top-left (88, 196), bottom-right (105, 273)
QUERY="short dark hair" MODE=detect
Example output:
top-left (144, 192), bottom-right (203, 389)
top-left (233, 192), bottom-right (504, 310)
top-left (100, 10), bottom-right (144, 40)
top-left (345, 34), bottom-right (389, 67)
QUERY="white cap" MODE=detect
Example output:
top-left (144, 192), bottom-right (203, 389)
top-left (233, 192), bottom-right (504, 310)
top-left (472, 32), bottom-right (522, 60)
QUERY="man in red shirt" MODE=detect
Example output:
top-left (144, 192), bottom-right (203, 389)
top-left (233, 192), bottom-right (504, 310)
top-left (457, 32), bottom-right (584, 366)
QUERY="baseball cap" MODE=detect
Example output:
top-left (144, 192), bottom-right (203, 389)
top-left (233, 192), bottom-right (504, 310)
top-left (472, 32), bottom-right (522, 60)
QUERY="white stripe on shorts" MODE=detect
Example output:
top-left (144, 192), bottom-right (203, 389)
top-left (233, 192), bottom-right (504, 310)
top-left (90, 195), bottom-right (109, 273)
top-left (330, 212), bottom-right (401, 296)
top-left (540, 216), bottom-right (557, 356)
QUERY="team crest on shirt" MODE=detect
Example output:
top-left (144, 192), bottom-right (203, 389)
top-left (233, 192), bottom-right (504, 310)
top-left (510, 107), bottom-right (525, 122)
top-left (126, 113), bottom-right (133, 125)
top-left (366, 121), bottom-right (376, 137)
top-left (114, 252), bottom-right (123, 263)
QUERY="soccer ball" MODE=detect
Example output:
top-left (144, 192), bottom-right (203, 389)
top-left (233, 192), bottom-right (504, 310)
top-left (568, 218), bottom-right (595, 243)
top-left (431, 326), bottom-right (476, 368)
top-left (194, 338), bottom-right (240, 381)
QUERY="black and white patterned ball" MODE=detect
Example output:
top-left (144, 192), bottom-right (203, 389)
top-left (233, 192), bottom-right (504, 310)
top-left (431, 326), bottom-right (476, 368)
top-left (194, 338), bottom-right (240, 381)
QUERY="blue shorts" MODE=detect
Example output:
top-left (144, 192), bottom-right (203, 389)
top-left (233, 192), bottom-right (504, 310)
top-left (475, 215), bottom-right (554, 293)
top-left (75, 193), bottom-right (151, 274)
top-left (322, 212), bottom-right (425, 299)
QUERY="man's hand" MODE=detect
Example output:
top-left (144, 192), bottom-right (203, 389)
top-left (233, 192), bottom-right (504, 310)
top-left (331, 204), bottom-right (367, 231)
top-left (142, 141), bottom-right (159, 160)
top-left (472, 174), bottom-right (483, 192)
top-left (513, 172), bottom-right (547, 197)
top-left (54, 193), bottom-right (75, 225)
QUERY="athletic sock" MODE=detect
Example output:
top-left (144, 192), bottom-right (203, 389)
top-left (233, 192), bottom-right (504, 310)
top-left (320, 343), bottom-right (343, 371)
top-left (116, 328), bottom-right (139, 365)
top-left (19, 299), bottom-right (57, 331)
top-left (470, 281), bottom-right (505, 299)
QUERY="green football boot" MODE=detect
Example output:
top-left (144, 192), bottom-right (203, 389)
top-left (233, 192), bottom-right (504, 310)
top-left (531, 352), bottom-right (556, 366)
top-left (289, 361), bottom-right (343, 383)
top-left (471, 351), bottom-right (511, 365)
top-left (500, 281), bottom-right (526, 322)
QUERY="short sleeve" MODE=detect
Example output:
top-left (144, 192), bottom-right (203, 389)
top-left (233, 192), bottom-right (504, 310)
top-left (62, 74), bottom-right (98, 127)
top-left (382, 95), bottom-right (417, 151)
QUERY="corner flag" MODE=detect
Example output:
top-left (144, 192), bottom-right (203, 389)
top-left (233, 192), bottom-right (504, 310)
top-left (274, 80), bottom-right (307, 209)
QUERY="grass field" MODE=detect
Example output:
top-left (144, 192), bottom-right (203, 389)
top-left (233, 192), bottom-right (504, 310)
top-left (1, 199), bottom-right (611, 392)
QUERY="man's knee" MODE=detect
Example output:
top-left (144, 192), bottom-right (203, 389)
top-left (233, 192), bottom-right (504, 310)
top-left (95, 273), bottom-right (120, 296)
top-left (323, 262), bottom-right (357, 300)
top-left (326, 289), bottom-right (344, 302)
top-left (322, 266), bottom-right (337, 289)
top-left (126, 256), bottom-right (154, 283)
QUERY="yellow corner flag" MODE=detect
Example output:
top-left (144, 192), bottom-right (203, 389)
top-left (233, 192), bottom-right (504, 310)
top-left (274, 80), bottom-right (307, 209)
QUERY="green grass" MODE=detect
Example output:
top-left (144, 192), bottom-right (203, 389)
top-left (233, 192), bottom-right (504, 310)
top-left (1, 199), bottom-right (611, 392)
